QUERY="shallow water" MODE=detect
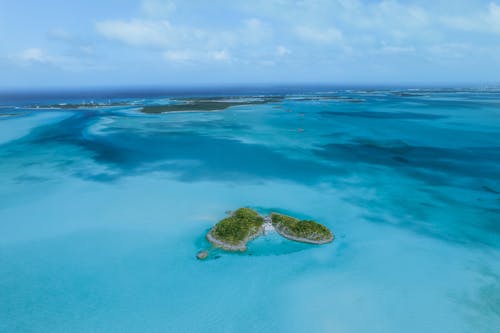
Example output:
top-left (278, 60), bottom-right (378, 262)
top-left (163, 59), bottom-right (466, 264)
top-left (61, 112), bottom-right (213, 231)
top-left (1, 89), bottom-right (499, 332)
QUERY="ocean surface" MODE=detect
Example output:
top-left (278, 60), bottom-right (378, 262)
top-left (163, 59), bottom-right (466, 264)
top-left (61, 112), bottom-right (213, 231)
top-left (0, 87), bottom-right (499, 332)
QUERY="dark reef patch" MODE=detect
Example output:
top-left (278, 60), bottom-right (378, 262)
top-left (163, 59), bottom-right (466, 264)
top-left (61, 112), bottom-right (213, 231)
top-left (315, 139), bottom-right (500, 184)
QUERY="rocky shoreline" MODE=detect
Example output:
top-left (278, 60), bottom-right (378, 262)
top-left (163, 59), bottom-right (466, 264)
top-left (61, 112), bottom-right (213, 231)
top-left (270, 213), bottom-right (334, 245)
top-left (206, 226), bottom-right (263, 252)
top-left (273, 224), bottom-right (334, 244)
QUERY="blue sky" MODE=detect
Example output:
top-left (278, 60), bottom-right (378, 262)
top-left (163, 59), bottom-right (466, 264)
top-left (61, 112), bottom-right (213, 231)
top-left (1, 0), bottom-right (500, 88)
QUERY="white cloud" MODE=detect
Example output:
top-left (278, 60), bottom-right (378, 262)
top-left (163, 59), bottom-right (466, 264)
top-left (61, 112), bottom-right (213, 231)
top-left (242, 18), bottom-right (270, 42)
top-left (486, 2), bottom-right (500, 33)
top-left (276, 45), bottom-right (291, 56)
top-left (96, 19), bottom-right (177, 47)
top-left (295, 26), bottom-right (342, 44)
top-left (163, 49), bottom-right (194, 62)
top-left (95, 18), bottom-right (227, 50)
top-left (378, 45), bottom-right (415, 54)
top-left (210, 50), bottom-right (231, 62)
top-left (95, 16), bottom-right (267, 64)
top-left (92, 0), bottom-right (500, 71)
top-left (17, 48), bottom-right (50, 63)
top-left (163, 49), bottom-right (231, 63)
top-left (441, 2), bottom-right (500, 34)
top-left (10, 47), bottom-right (96, 71)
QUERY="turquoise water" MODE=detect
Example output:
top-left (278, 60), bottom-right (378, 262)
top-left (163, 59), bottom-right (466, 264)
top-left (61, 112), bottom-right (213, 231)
top-left (1, 89), bottom-right (499, 332)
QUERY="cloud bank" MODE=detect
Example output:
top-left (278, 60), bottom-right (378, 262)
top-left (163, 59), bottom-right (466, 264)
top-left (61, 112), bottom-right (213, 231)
top-left (1, 0), bottom-right (500, 87)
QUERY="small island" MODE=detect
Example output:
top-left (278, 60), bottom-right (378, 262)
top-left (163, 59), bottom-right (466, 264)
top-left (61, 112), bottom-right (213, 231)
top-left (141, 96), bottom-right (282, 114)
top-left (206, 208), bottom-right (264, 251)
top-left (271, 213), bottom-right (334, 244)
top-left (202, 208), bottom-right (334, 256)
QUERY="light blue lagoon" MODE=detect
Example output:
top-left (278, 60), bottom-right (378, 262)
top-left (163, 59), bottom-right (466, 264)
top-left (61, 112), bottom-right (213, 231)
top-left (0, 88), bottom-right (499, 332)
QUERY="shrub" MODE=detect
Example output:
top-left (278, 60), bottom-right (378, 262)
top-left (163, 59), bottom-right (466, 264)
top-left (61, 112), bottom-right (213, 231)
top-left (211, 208), bottom-right (264, 245)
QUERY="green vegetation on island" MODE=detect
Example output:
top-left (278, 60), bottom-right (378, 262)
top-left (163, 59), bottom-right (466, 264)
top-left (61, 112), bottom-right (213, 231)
top-left (141, 96), bottom-right (282, 114)
top-left (200, 208), bottom-right (334, 257)
top-left (271, 213), bottom-right (334, 244)
top-left (21, 95), bottom-right (284, 114)
top-left (206, 208), bottom-right (264, 251)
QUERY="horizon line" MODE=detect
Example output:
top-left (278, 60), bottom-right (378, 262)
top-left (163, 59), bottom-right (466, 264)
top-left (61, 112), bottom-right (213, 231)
top-left (1, 81), bottom-right (500, 94)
